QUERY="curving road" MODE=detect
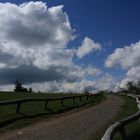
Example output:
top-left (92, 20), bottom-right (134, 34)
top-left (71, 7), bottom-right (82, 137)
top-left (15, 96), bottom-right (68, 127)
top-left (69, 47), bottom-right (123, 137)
top-left (0, 95), bottom-right (123, 140)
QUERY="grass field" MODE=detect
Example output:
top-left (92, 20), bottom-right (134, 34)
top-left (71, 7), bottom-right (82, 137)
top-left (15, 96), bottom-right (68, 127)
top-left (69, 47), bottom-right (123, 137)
top-left (113, 95), bottom-right (140, 140)
top-left (93, 95), bottom-right (138, 140)
top-left (0, 91), bottom-right (78, 101)
top-left (0, 92), bottom-right (104, 130)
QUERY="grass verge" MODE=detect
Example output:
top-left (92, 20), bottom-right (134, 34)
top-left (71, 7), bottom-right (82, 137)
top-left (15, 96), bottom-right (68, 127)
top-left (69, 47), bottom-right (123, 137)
top-left (113, 95), bottom-right (140, 140)
top-left (91, 95), bottom-right (138, 140)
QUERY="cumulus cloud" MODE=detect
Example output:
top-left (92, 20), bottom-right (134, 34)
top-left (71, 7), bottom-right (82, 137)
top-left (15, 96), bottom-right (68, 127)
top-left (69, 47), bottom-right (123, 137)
top-left (76, 37), bottom-right (102, 58)
top-left (95, 74), bottom-right (118, 91)
top-left (24, 73), bottom-right (116, 93)
top-left (0, 1), bottom-right (79, 83)
top-left (119, 66), bottom-right (140, 88)
top-left (0, 66), bottom-right (114, 93)
top-left (0, 1), bottom-right (107, 92)
top-left (105, 41), bottom-right (140, 88)
top-left (126, 66), bottom-right (140, 79)
top-left (0, 1), bottom-right (76, 70)
top-left (84, 65), bottom-right (101, 76)
top-left (0, 84), bottom-right (14, 91)
top-left (0, 2), bottom-right (73, 48)
top-left (0, 64), bottom-right (101, 85)
top-left (105, 41), bottom-right (140, 69)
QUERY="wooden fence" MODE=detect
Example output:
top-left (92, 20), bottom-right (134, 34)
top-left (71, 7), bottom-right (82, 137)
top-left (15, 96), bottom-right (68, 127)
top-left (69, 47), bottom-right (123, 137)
top-left (0, 94), bottom-right (99, 114)
top-left (101, 94), bottom-right (140, 140)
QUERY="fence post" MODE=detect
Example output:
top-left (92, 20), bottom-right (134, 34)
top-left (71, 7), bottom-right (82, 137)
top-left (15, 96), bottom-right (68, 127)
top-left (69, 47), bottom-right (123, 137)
top-left (119, 124), bottom-right (127, 140)
top-left (61, 98), bottom-right (64, 106)
top-left (86, 95), bottom-right (88, 101)
top-left (73, 97), bottom-right (75, 104)
top-left (95, 94), bottom-right (97, 99)
top-left (92, 94), bottom-right (95, 100)
top-left (92, 95), bottom-right (94, 101)
top-left (44, 100), bottom-right (48, 110)
top-left (16, 101), bottom-right (21, 113)
top-left (79, 96), bottom-right (82, 102)
top-left (90, 95), bottom-right (92, 100)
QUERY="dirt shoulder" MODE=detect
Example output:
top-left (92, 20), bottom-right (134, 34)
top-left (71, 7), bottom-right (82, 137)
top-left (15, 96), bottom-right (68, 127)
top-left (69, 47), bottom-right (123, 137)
top-left (0, 95), bottom-right (123, 140)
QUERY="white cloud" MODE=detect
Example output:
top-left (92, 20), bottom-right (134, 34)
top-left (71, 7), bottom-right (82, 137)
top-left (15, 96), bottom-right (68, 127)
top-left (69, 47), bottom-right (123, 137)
top-left (126, 66), bottom-right (140, 79)
top-left (0, 1), bottom-right (75, 69)
top-left (24, 74), bottom-right (116, 93)
top-left (0, 2), bottom-right (116, 93)
top-left (105, 41), bottom-right (140, 69)
top-left (84, 65), bottom-right (101, 76)
top-left (0, 84), bottom-right (14, 91)
top-left (24, 80), bottom-right (95, 93)
top-left (0, 63), bottom-right (7, 69)
top-left (0, 1), bottom-right (102, 87)
top-left (105, 41), bottom-right (140, 88)
top-left (0, 2), bottom-right (78, 78)
top-left (96, 74), bottom-right (118, 91)
top-left (1, 72), bottom-right (116, 93)
top-left (77, 37), bottom-right (101, 58)
top-left (119, 66), bottom-right (140, 88)
top-left (0, 2), bottom-right (73, 48)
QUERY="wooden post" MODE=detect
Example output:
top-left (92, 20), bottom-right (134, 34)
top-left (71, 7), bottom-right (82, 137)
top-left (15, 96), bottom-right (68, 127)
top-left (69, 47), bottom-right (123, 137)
top-left (90, 95), bottom-right (92, 100)
top-left (92, 95), bottom-right (94, 100)
top-left (61, 99), bottom-right (64, 106)
top-left (73, 97), bottom-right (75, 104)
top-left (91, 94), bottom-right (94, 100)
top-left (16, 101), bottom-right (21, 113)
top-left (119, 125), bottom-right (127, 140)
top-left (95, 94), bottom-right (97, 99)
top-left (90, 95), bottom-right (92, 101)
top-left (86, 95), bottom-right (88, 101)
top-left (44, 100), bottom-right (48, 110)
top-left (79, 96), bottom-right (82, 102)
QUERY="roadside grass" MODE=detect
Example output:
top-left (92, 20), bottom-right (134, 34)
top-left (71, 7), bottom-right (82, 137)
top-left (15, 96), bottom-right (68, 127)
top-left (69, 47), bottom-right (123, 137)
top-left (91, 95), bottom-right (138, 140)
top-left (113, 95), bottom-right (140, 140)
top-left (124, 122), bottom-right (140, 140)
top-left (0, 92), bottom-right (105, 131)
top-left (0, 92), bottom-right (78, 101)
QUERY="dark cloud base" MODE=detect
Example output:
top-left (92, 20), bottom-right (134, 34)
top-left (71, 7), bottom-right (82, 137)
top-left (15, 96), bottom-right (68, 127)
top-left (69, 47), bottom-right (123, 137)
top-left (0, 65), bottom-right (69, 85)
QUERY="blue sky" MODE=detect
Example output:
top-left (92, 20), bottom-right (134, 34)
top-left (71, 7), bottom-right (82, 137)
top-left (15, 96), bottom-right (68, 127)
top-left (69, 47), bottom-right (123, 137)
top-left (49, 0), bottom-right (140, 79)
top-left (48, 0), bottom-right (140, 75)
top-left (0, 0), bottom-right (139, 92)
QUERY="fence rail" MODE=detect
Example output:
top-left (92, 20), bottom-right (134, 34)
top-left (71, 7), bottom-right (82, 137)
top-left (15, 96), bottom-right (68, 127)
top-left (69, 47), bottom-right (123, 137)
top-left (0, 94), bottom-right (99, 114)
top-left (101, 94), bottom-right (140, 140)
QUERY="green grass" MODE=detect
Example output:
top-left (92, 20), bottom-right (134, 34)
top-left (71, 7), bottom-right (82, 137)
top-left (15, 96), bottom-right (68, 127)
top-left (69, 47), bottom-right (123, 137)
top-left (124, 122), bottom-right (140, 140)
top-left (0, 91), bottom-right (78, 101)
top-left (0, 92), bottom-right (105, 131)
top-left (0, 92), bottom-right (78, 121)
top-left (91, 95), bottom-right (138, 140)
top-left (113, 95), bottom-right (140, 140)
top-left (115, 95), bottom-right (138, 120)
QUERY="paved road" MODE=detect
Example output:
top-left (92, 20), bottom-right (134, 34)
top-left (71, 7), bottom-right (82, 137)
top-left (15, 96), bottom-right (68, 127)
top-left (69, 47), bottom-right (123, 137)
top-left (0, 95), bottom-right (123, 140)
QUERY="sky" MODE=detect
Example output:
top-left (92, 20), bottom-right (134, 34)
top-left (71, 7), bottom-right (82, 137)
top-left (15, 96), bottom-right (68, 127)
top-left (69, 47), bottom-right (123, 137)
top-left (0, 0), bottom-right (140, 92)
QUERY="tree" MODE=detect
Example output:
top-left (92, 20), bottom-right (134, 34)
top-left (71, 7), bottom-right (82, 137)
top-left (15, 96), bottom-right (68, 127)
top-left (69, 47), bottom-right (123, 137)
top-left (14, 80), bottom-right (22, 92)
top-left (29, 87), bottom-right (33, 93)
top-left (14, 80), bottom-right (28, 92)
top-left (126, 81), bottom-right (136, 94)
top-left (84, 89), bottom-right (90, 94)
top-left (125, 81), bottom-right (140, 95)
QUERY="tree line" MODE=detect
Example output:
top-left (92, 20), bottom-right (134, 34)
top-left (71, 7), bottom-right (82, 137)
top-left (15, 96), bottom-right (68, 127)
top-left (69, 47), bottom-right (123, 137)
top-left (119, 81), bottom-right (140, 94)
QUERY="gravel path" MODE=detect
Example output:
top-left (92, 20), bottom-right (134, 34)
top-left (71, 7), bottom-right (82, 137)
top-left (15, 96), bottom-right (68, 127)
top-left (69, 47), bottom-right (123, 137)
top-left (0, 95), bottom-right (123, 140)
